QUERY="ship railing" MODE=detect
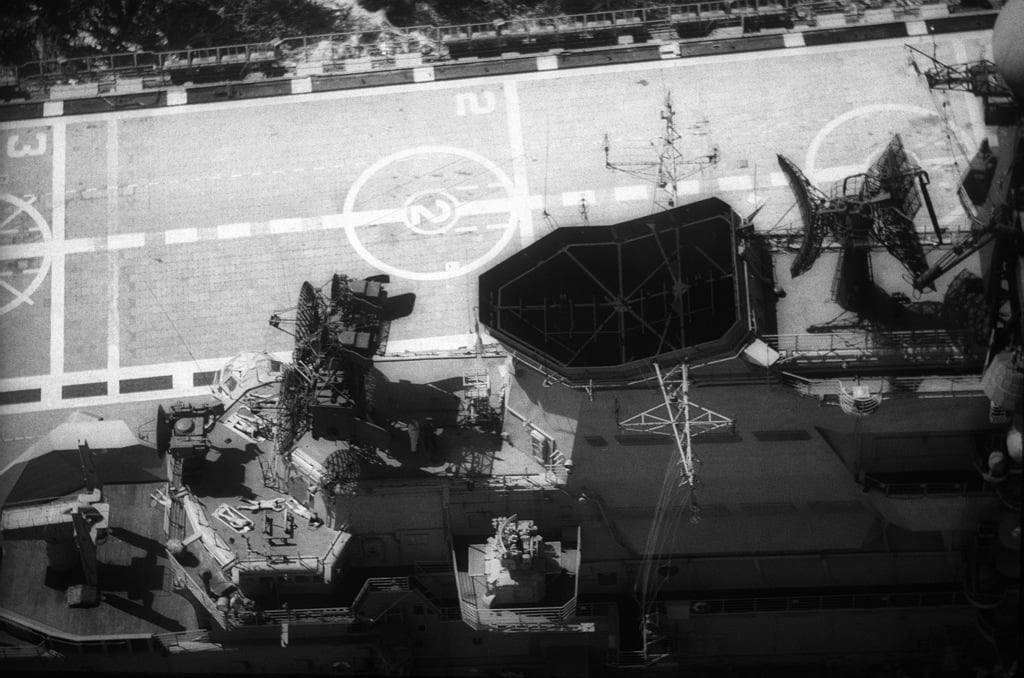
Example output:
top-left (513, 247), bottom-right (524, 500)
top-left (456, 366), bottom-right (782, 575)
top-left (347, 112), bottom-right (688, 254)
top-left (165, 548), bottom-right (231, 629)
top-left (151, 629), bottom-right (213, 651)
top-left (543, 462), bottom-right (569, 486)
top-left (2, 0), bottom-right (965, 96)
top-left (860, 473), bottom-right (989, 497)
top-left (16, 51), bottom-right (163, 88)
top-left (455, 570), bottom-right (579, 631)
top-left (469, 600), bottom-right (578, 630)
top-left (0, 608), bottom-right (161, 656)
top-left (778, 370), bottom-right (985, 400)
top-left (232, 553), bottom-right (323, 575)
top-left (277, 25), bottom-right (439, 72)
top-left (351, 576), bottom-right (411, 611)
top-left (765, 329), bottom-right (973, 365)
top-left (0, 641), bottom-right (50, 658)
top-left (159, 42), bottom-right (279, 71)
top-left (610, 649), bottom-right (651, 666)
top-left (687, 589), bottom-right (967, 615)
top-left (260, 606), bottom-right (354, 625)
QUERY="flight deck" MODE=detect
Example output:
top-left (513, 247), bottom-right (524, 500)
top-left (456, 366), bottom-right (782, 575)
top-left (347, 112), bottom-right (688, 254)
top-left (0, 30), bottom-right (994, 424)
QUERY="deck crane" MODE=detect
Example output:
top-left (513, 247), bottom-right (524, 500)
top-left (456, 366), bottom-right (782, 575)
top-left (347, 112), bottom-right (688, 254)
top-left (905, 30), bottom-right (1022, 341)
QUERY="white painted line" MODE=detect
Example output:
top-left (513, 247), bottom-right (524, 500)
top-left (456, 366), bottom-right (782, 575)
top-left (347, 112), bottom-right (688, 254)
top-left (614, 185), bottom-right (649, 202)
top-left (216, 222), bottom-right (251, 239)
top-left (536, 55), bottom-right (559, 71)
top-left (166, 89), bottom-right (187, 106)
top-left (106, 233), bottom-right (145, 250)
top-left (676, 180), bottom-right (701, 195)
top-left (43, 101), bottom-right (63, 117)
top-left (107, 119), bottom-right (121, 390)
top-left (269, 218), bottom-right (304, 234)
top-left (906, 21), bottom-right (927, 36)
top-left (326, 209), bottom-right (404, 229)
top-left (503, 80), bottom-right (534, 244)
top-left (292, 77), bottom-right (313, 94)
top-left (321, 214), bottom-right (345, 229)
top-left (453, 225), bottom-right (479, 233)
top-left (718, 175), bottom-right (754, 192)
top-left (809, 164), bottom-right (864, 184)
top-left (485, 223), bottom-right (510, 231)
top-left (0, 335), bottom-right (509, 413)
top-left (455, 198), bottom-right (519, 217)
top-left (413, 66), bottom-right (435, 83)
top-left (561, 190), bottom-right (596, 207)
top-left (783, 33), bottom-right (806, 48)
top-left (165, 227), bottom-right (198, 244)
top-left (1, 238), bottom-right (96, 259)
top-left (454, 184), bottom-right (479, 192)
top-left (769, 171), bottom-right (788, 187)
top-left (49, 122), bottom-right (66, 382)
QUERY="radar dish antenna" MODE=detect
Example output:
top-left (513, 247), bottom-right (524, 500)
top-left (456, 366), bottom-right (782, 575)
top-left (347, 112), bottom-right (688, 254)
top-left (156, 405), bottom-right (171, 457)
top-left (294, 281), bottom-right (322, 365)
top-left (776, 153), bottom-right (832, 278)
top-left (857, 134), bottom-right (935, 280)
top-left (777, 135), bottom-right (939, 311)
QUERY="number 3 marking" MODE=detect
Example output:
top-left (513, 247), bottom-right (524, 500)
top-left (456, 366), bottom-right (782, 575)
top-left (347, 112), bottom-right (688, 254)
top-left (6, 133), bottom-right (48, 158)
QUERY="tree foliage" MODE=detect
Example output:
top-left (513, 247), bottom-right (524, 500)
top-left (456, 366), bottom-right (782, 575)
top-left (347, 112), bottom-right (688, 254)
top-left (354, 0), bottom-right (646, 27)
top-left (1, 0), bottom-right (353, 66)
top-left (0, 0), bottom-right (651, 66)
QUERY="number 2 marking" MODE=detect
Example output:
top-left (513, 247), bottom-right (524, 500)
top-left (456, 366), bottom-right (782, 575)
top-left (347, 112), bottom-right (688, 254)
top-left (455, 92), bottom-right (496, 116)
top-left (6, 133), bottom-right (48, 158)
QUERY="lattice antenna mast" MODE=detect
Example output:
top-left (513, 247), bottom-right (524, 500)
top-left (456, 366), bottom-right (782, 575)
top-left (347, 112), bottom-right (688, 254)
top-left (657, 362), bottom-right (694, 485)
top-left (604, 91), bottom-right (718, 210)
top-left (619, 362), bottom-right (733, 488)
top-left (905, 44), bottom-right (1013, 100)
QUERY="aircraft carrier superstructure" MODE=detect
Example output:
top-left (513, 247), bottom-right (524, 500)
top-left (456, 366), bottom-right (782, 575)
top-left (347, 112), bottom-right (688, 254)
top-left (0, 1), bottom-right (1021, 675)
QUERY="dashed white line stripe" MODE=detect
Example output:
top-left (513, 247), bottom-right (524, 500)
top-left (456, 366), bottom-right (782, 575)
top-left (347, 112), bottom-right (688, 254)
top-left (676, 180), bottom-right (701, 195)
top-left (269, 218), bottom-right (304, 234)
top-left (614, 185), bottom-right (649, 202)
top-left (769, 172), bottom-right (788, 187)
top-left (718, 175), bottom-right (754, 192)
top-left (216, 222), bottom-right (251, 239)
top-left (107, 232), bottom-right (145, 250)
top-left (453, 225), bottom-right (478, 233)
top-left (165, 227), bottom-right (198, 244)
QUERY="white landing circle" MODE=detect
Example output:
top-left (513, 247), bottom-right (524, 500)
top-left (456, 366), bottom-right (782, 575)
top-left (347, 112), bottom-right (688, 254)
top-left (342, 145), bottom-right (518, 282)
